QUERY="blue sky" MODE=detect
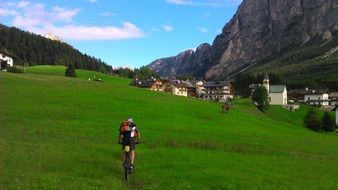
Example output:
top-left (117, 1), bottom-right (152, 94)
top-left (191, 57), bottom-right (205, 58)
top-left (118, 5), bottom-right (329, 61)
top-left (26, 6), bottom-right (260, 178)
top-left (0, 0), bottom-right (242, 68)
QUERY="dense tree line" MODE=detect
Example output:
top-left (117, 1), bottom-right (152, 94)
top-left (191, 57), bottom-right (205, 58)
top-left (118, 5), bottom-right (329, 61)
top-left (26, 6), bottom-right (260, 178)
top-left (112, 67), bottom-right (134, 78)
top-left (111, 66), bottom-right (159, 79)
top-left (233, 72), bottom-right (282, 96)
top-left (244, 34), bottom-right (338, 91)
top-left (303, 109), bottom-right (336, 133)
top-left (134, 66), bottom-right (160, 80)
top-left (0, 24), bottom-right (112, 73)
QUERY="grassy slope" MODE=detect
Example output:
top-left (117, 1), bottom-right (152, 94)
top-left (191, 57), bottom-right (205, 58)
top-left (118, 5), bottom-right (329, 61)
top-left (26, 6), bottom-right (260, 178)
top-left (0, 66), bottom-right (337, 190)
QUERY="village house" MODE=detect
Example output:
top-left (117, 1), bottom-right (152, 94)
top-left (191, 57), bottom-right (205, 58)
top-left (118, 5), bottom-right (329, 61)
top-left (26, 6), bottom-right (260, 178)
top-left (329, 92), bottom-right (338, 106)
top-left (288, 89), bottom-right (307, 102)
top-left (263, 76), bottom-right (288, 105)
top-left (130, 78), bottom-right (164, 91)
top-left (191, 80), bottom-right (205, 98)
top-left (163, 80), bottom-right (188, 97)
top-left (203, 81), bottom-right (233, 101)
top-left (288, 88), bottom-right (327, 102)
top-left (183, 81), bottom-right (197, 97)
top-left (150, 78), bottom-right (164, 91)
top-left (288, 88), bottom-right (338, 107)
top-left (131, 78), bottom-right (153, 88)
top-left (304, 90), bottom-right (330, 106)
top-left (0, 52), bottom-right (13, 71)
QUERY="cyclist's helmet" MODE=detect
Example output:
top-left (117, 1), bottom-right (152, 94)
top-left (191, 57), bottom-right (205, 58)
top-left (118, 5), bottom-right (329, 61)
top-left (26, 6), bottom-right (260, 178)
top-left (127, 118), bottom-right (133, 122)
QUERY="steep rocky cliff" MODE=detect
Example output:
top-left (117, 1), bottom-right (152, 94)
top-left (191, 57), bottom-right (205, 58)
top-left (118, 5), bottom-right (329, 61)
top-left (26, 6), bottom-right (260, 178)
top-left (148, 0), bottom-right (338, 79)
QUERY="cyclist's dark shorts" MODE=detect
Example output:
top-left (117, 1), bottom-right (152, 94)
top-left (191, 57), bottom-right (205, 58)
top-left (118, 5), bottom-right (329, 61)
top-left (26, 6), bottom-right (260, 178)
top-left (122, 137), bottom-right (136, 151)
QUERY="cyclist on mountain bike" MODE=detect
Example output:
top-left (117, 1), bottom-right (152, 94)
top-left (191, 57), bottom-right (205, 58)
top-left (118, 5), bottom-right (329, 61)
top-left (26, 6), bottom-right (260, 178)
top-left (118, 118), bottom-right (141, 172)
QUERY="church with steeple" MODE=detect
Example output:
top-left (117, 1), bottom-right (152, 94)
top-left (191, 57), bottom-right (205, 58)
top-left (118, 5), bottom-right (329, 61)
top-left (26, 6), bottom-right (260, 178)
top-left (263, 74), bottom-right (288, 105)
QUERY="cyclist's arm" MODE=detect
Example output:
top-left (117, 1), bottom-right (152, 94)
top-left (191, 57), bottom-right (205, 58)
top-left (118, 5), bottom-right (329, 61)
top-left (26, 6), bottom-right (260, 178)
top-left (137, 132), bottom-right (141, 143)
top-left (118, 123), bottom-right (123, 144)
top-left (118, 130), bottom-right (123, 144)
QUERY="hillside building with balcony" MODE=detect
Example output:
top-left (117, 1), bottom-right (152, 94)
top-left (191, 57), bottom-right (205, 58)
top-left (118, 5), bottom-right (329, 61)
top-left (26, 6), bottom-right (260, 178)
top-left (0, 52), bottom-right (13, 71)
top-left (203, 81), bottom-right (233, 101)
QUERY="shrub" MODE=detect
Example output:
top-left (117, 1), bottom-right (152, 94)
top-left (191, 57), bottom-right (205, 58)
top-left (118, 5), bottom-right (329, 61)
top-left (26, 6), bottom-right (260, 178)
top-left (93, 78), bottom-right (102, 82)
top-left (303, 109), bottom-right (321, 131)
top-left (6, 66), bottom-right (23, 73)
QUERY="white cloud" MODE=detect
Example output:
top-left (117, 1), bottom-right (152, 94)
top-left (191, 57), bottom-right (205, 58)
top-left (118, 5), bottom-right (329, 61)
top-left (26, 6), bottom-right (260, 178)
top-left (52, 6), bottom-right (81, 22)
top-left (99, 11), bottom-right (115, 17)
top-left (88, 0), bottom-right (98, 3)
top-left (166, 0), bottom-right (242, 7)
top-left (11, 2), bottom-right (81, 27)
top-left (6, 1), bottom-right (144, 41)
top-left (166, 0), bottom-right (219, 6)
top-left (17, 1), bottom-right (31, 8)
top-left (198, 27), bottom-right (209, 33)
top-left (0, 1), bottom-right (19, 16)
top-left (151, 27), bottom-right (160, 32)
top-left (162, 25), bottom-right (173, 32)
top-left (3, 2), bottom-right (17, 7)
top-left (166, 0), bottom-right (192, 5)
top-left (26, 22), bottom-right (144, 40)
top-left (0, 9), bottom-right (18, 16)
top-left (202, 12), bottom-right (209, 19)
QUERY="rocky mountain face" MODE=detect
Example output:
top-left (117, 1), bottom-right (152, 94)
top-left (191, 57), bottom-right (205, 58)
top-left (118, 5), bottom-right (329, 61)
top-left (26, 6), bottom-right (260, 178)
top-left (148, 0), bottom-right (338, 79)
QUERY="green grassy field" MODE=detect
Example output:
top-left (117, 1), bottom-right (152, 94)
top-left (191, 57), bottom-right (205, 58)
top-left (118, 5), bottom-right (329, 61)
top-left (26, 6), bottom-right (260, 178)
top-left (1, 66), bottom-right (337, 189)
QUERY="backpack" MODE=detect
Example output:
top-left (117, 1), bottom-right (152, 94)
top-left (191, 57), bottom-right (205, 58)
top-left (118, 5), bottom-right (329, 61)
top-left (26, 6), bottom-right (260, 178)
top-left (120, 121), bottom-right (132, 133)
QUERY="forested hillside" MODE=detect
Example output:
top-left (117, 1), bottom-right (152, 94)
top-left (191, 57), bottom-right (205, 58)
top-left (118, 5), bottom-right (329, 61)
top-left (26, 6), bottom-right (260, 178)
top-left (235, 34), bottom-right (338, 92)
top-left (0, 24), bottom-right (112, 73)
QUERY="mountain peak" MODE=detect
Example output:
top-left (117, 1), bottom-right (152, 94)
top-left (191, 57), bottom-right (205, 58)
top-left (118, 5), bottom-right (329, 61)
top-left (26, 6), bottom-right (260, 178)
top-left (148, 0), bottom-right (338, 79)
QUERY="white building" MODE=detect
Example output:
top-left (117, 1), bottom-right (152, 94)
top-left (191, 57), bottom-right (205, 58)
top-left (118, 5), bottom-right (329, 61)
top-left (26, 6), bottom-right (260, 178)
top-left (333, 105), bottom-right (338, 127)
top-left (0, 52), bottom-right (13, 71)
top-left (163, 81), bottom-right (188, 97)
top-left (304, 93), bottom-right (330, 106)
top-left (329, 92), bottom-right (338, 106)
top-left (269, 85), bottom-right (288, 105)
top-left (193, 80), bottom-right (205, 98)
top-left (263, 76), bottom-right (287, 105)
top-left (203, 81), bottom-right (233, 101)
top-left (172, 82), bottom-right (188, 97)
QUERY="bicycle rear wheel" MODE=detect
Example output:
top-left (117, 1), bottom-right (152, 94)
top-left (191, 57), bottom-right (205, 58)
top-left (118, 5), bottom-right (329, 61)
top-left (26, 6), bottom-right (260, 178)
top-left (124, 154), bottom-right (130, 180)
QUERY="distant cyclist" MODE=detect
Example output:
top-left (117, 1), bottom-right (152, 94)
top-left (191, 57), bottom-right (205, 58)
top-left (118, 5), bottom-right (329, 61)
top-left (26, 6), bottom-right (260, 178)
top-left (118, 118), bottom-right (141, 173)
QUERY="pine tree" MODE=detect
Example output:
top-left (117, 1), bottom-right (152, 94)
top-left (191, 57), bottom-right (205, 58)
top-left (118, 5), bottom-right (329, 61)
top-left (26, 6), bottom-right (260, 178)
top-left (303, 109), bottom-right (321, 131)
top-left (252, 86), bottom-right (269, 112)
top-left (321, 112), bottom-right (334, 133)
top-left (0, 24), bottom-right (112, 73)
top-left (65, 64), bottom-right (76, 77)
